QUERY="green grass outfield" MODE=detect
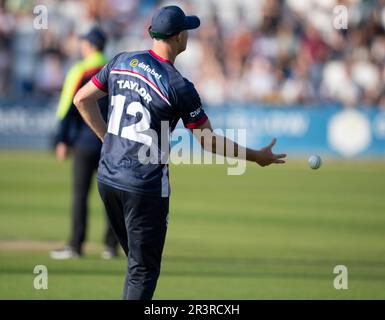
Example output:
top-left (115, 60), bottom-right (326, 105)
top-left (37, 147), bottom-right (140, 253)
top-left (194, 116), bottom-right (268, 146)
top-left (0, 151), bottom-right (385, 299)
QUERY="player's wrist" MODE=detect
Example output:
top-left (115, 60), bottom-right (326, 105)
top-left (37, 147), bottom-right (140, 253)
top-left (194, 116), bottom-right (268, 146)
top-left (246, 149), bottom-right (260, 163)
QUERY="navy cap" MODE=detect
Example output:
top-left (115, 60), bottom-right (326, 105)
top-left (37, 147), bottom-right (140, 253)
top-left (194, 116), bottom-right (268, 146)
top-left (80, 26), bottom-right (107, 51)
top-left (149, 6), bottom-right (200, 39)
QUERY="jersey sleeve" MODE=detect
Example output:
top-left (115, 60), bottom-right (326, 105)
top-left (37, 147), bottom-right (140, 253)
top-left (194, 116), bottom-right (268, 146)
top-left (91, 52), bottom-right (123, 93)
top-left (91, 66), bottom-right (108, 92)
top-left (174, 78), bottom-right (208, 129)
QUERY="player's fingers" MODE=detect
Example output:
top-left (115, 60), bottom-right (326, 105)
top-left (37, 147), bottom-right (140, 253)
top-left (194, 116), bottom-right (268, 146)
top-left (274, 159), bottom-right (286, 164)
top-left (274, 153), bottom-right (287, 159)
top-left (267, 138), bottom-right (277, 149)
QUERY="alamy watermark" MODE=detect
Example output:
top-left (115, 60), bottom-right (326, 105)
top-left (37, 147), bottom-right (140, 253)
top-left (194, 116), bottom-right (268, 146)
top-left (33, 265), bottom-right (48, 290)
top-left (33, 5), bottom-right (48, 30)
top-left (123, 121), bottom-right (248, 175)
top-left (333, 5), bottom-right (348, 30)
top-left (333, 265), bottom-right (348, 290)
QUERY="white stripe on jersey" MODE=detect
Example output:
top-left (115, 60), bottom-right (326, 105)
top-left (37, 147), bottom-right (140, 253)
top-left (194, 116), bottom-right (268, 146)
top-left (110, 69), bottom-right (171, 106)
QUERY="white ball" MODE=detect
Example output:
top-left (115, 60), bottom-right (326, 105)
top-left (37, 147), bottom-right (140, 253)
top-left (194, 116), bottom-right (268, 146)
top-left (308, 155), bottom-right (322, 170)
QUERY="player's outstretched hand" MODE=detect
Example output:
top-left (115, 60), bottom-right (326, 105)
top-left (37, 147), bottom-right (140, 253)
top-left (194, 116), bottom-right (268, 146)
top-left (255, 138), bottom-right (286, 167)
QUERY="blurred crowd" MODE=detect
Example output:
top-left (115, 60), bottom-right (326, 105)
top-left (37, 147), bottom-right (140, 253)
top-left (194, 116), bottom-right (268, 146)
top-left (0, 0), bottom-right (384, 108)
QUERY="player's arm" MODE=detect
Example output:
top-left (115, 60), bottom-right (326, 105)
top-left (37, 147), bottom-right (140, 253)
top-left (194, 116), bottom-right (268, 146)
top-left (191, 118), bottom-right (286, 167)
top-left (73, 80), bottom-right (108, 142)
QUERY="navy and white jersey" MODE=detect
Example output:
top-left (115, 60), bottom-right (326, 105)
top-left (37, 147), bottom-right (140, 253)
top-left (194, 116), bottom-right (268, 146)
top-left (92, 50), bottom-right (208, 197)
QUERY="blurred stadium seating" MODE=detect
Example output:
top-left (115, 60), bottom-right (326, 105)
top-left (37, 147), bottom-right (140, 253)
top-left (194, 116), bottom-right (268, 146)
top-left (0, 0), bottom-right (384, 108)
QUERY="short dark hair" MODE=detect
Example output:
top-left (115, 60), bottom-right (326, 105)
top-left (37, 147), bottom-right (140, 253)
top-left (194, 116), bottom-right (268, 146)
top-left (148, 26), bottom-right (179, 40)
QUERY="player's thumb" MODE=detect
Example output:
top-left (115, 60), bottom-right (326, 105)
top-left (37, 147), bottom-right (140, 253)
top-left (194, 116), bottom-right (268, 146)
top-left (268, 138), bottom-right (277, 149)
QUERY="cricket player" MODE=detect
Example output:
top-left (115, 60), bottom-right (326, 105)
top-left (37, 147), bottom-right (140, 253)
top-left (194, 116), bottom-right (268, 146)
top-left (74, 6), bottom-right (286, 299)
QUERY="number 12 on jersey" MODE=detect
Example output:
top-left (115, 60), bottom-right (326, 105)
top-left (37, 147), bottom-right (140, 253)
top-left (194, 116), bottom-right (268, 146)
top-left (107, 94), bottom-right (153, 146)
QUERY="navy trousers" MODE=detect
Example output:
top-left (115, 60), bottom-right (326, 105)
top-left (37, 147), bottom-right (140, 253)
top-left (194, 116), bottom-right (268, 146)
top-left (97, 181), bottom-right (169, 300)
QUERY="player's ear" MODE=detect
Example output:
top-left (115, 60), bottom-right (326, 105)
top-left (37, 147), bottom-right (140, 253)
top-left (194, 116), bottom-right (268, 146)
top-left (175, 32), bottom-right (183, 42)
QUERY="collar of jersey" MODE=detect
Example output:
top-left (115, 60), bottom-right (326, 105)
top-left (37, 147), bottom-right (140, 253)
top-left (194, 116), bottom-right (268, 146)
top-left (148, 50), bottom-right (173, 65)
